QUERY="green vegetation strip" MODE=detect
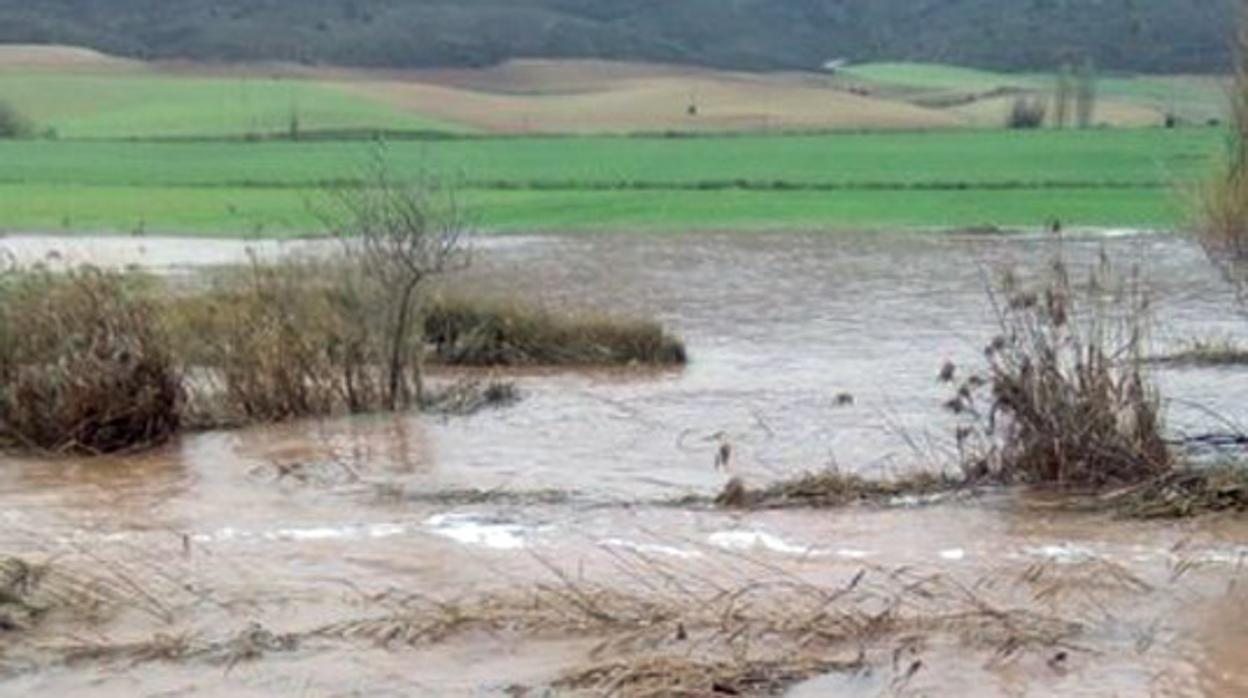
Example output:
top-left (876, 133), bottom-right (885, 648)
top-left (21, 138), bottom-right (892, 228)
top-left (0, 185), bottom-right (1185, 235)
top-left (0, 128), bottom-right (1221, 234)
top-left (0, 74), bottom-right (466, 139)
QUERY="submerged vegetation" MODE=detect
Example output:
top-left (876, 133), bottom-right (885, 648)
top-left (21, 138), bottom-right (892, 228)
top-left (0, 261), bottom-right (684, 452)
top-left (718, 236), bottom-right (1243, 515)
top-left (715, 470), bottom-right (958, 510)
top-left (427, 294), bottom-right (687, 367)
top-left (0, 267), bottom-right (182, 453)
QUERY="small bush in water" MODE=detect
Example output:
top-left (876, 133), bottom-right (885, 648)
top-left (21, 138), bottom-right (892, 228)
top-left (0, 267), bottom-right (182, 453)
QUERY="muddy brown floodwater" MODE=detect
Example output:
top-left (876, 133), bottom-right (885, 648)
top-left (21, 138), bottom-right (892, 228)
top-left (2, 230), bottom-right (1248, 696)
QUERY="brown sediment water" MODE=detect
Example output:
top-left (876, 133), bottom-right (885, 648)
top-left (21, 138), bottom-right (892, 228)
top-left (2, 230), bottom-right (1248, 696)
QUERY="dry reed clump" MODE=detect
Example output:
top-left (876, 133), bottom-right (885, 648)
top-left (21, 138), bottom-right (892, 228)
top-left (168, 256), bottom-right (390, 425)
top-left (945, 249), bottom-right (1171, 489)
top-left (0, 266), bottom-right (182, 453)
top-left (425, 293), bottom-right (688, 367)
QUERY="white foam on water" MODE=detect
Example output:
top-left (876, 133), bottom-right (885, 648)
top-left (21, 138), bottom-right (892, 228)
top-left (425, 513), bottom-right (530, 551)
top-left (939, 548), bottom-right (966, 561)
top-left (598, 538), bottom-right (703, 560)
top-left (1023, 543), bottom-right (1099, 564)
top-left (183, 522), bottom-right (412, 545)
top-left (708, 530), bottom-right (814, 556)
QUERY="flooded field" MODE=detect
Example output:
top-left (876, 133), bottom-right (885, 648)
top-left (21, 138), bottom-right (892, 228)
top-left (3, 230), bottom-right (1248, 696)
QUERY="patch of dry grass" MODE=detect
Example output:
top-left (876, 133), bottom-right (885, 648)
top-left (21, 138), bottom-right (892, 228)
top-left (345, 72), bottom-right (964, 135)
top-left (427, 293), bottom-right (687, 368)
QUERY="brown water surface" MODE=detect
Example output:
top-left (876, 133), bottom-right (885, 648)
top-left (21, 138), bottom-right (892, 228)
top-left (2, 231), bottom-right (1247, 696)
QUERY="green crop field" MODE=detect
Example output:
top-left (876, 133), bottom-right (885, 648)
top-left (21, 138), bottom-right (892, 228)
top-left (0, 73), bottom-right (464, 139)
top-left (0, 57), bottom-right (1229, 236)
top-left (0, 184), bottom-right (1183, 236)
top-left (0, 128), bottom-right (1220, 188)
top-left (0, 127), bottom-right (1221, 235)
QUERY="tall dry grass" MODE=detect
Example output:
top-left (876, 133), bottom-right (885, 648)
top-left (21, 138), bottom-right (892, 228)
top-left (946, 246), bottom-right (1170, 488)
top-left (0, 266), bottom-right (182, 453)
top-left (168, 255), bottom-right (390, 425)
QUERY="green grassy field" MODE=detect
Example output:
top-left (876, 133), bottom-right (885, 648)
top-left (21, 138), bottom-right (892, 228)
top-left (0, 56), bottom-right (1229, 236)
top-left (0, 184), bottom-right (1182, 235)
top-left (0, 128), bottom-right (1219, 234)
top-left (0, 73), bottom-right (464, 138)
top-left (0, 129), bottom-right (1218, 187)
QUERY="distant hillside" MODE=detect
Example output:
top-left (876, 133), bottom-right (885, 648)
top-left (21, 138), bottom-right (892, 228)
top-left (0, 0), bottom-right (1236, 74)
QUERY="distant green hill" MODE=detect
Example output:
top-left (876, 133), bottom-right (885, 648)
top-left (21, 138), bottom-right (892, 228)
top-left (0, 0), bottom-right (1236, 74)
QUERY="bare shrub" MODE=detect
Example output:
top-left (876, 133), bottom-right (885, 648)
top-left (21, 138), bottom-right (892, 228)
top-left (320, 153), bottom-right (472, 408)
top-left (945, 247), bottom-right (1171, 488)
top-left (0, 267), bottom-right (182, 453)
top-left (1007, 96), bottom-right (1047, 129)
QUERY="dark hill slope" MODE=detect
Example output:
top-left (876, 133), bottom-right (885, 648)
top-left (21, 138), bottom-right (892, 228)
top-left (0, 0), bottom-right (1235, 73)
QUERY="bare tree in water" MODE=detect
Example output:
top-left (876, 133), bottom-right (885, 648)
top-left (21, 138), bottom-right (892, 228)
top-left (322, 149), bottom-right (472, 409)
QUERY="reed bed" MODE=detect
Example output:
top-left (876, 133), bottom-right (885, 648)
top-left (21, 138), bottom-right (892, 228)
top-left (0, 256), bottom-right (684, 452)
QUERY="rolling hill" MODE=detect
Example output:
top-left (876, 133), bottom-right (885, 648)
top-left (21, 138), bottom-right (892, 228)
top-left (0, 0), bottom-right (1236, 74)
